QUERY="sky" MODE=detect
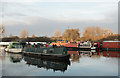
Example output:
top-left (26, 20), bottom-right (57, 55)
top-left (0, 0), bottom-right (119, 37)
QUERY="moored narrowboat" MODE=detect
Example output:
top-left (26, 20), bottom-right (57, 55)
top-left (102, 41), bottom-right (120, 51)
top-left (5, 42), bottom-right (23, 53)
top-left (78, 41), bottom-right (92, 50)
top-left (50, 41), bottom-right (99, 51)
top-left (23, 46), bottom-right (70, 61)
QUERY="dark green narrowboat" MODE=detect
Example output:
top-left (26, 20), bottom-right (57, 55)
top-left (23, 47), bottom-right (70, 60)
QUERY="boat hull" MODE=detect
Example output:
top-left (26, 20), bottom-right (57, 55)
top-left (66, 47), bottom-right (96, 51)
top-left (102, 48), bottom-right (120, 51)
top-left (23, 52), bottom-right (70, 61)
top-left (5, 48), bottom-right (22, 53)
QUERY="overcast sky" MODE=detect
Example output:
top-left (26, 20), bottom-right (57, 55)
top-left (0, 0), bottom-right (119, 37)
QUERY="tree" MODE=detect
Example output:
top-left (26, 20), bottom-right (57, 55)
top-left (95, 26), bottom-right (104, 40)
top-left (83, 26), bottom-right (95, 41)
top-left (62, 28), bottom-right (80, 41)
top-left (82, 26), bottom-right (114, 41)
top-left (32, 34), bottom-right (36, 38)
top-left (9, 33), bottom-right (13, 37)
top-left (0, 25), bottom-right (5, 38)
top-left (53, 30), bottom-right (60, 37)
top-left (103, 28), bottom-right (113, 37)
top-left (83, 26), bottom-right (105, 41)
top-left (20, 29), bottom-right (28, 38)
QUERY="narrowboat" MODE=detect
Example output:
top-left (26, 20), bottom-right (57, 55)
top-left (77, 41), bottom-right (96, 51)
top-left (23, 46), bottom-right (70, 61)
top-left (50, 41), bottom-right (97, 51)
top-left (5, 42), bottom-right (23, 53)
top-left (102, 41), bottom-right (120, 51)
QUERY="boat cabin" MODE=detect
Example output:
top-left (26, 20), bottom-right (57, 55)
top-left (102, 41), bottom-right (120, 51)
top-left (7, 42), bottom-right (23, 49)
top-left (102, 41), bottom-right (120, 48)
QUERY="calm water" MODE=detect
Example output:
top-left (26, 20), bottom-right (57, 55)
top-left (0, 50), bottom-right (119, 76)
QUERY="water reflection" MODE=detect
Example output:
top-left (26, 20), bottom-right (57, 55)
top-left (67, 50), bottom-right (102, 63)
top-left (79, 51), bottom-right (102, 57)
top-left (0, 47), bottom-right (5, 77)
top-left (68, 51), bottom-right (80, 63)
top-left (0, 47), bottom-right (6, 61)
top-left (68, 50), bottom-right (120, 62)
top-left (67, 50), bottom-right (120, 64)
top-left (102, 51), bottom-right (120, 57)
top-left (9, 53), bottom-right (23, 63)
top-left (1, 49), bottom-right (119, 76)
top-left (23, 56), bottom-right (70, 72)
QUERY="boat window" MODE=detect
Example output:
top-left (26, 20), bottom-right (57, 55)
top-left (49, 49), bottom-right (54, 53)
top-left (117, 43), bottom-right (120, 46)
top-left (13, 43), bottom-right (20, 45)
top-left (12, 46), bottom-right (15, 48)
top-left (118, 54), bottom-right (120, 56)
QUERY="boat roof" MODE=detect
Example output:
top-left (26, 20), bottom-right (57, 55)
top-left (11, 42), bottom-right (20, 43)
top-left (103, 41), bottom-right (120, 42)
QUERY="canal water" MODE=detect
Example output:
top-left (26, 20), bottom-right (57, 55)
top-left (0, 49), bottom-right (119, 76)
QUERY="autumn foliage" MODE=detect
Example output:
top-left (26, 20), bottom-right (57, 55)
top-left (62, 28), bottom-right (80, 42)
top-left (82, 26), bottom-right (113, 41)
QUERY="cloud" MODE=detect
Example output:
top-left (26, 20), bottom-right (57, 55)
top-left (1, 0), bottom-right (119, 2)
top-left (1, 2), bottom-right (118, 37)
top-left (5, 10), bottom-right (118, 37)
top-left (1, 0), bottom-right (40, 3)
top-left (4, 12), bottom-right (27, 17)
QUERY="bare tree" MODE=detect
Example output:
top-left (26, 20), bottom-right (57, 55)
top-left (0, 25), bottom-right (5, 38)
top-left (20, 29), bottom-right (28, 38)
top-left (9, 33), bottom-right (13, 37)
top-left (53, 30), bottom-right (60, 37)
